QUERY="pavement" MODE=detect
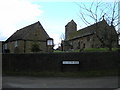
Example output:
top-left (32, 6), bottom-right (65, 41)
top-left (2, 76), bottom-right (119, 88)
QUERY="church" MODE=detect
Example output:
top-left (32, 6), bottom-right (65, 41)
top-left (62, 19), bottom-right (118, 51)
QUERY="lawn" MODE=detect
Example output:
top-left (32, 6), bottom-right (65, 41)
top-left (54, 48), bottom-right (120, 53)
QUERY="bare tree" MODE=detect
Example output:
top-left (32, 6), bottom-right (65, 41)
top-left (59, 33), bottom-right (65, 51)
top-left (77, 0), bottom-right (119, 51)
top-left (60, 33), bottom-right (65, 41)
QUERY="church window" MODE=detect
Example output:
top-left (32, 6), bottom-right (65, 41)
top-left (77, 41), bottom-right (80, 49)
top-left (4, 44), bottom-right (7, 49)
top-left (83, 43), bottom-right (85, 48)
top-left (15, 41), bottom-right (18, 47)
top-left (81, 40), bottom-right (83, 43)
top-left (87, 37), bottom-right (90, 41)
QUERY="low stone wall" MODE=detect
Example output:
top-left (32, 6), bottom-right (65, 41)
top-left (2, 52), bottom-right (120, 72)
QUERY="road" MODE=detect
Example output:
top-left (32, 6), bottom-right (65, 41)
top-left (2, 76), bottom-right (119, 88)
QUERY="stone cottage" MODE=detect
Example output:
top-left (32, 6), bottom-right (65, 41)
top-left (63, 19), bottom-right (118, 51)
top-left (3, 21), bottom-right (54, 53)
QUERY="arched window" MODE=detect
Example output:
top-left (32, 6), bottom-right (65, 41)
top-left (78, 41), bottom-right (80, 49)
top-left (15, 41), bottom-right (18, 47)
top-left (4, 44), bottom-right (7, 49)
top-left (83, 43), bottom-right (85, 48)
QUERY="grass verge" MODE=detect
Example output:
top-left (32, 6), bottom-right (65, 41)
top-left (54, 48), bottom-right (120, 52)
top-left (3, 69), bottom-right (118, 77)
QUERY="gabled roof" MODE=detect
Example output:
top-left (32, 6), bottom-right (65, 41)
top-left (6, 21), bottom-right (50, 42)
top-left (68, 19), bottom-right (109, 40)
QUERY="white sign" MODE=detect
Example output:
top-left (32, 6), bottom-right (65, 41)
top-left (62, 61), bottom-right (79, 64)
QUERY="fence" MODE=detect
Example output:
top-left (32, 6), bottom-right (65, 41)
top-left (2, 52), bottom-right (120, 72)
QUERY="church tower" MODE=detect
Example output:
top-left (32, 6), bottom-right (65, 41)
top-left (65, 20), bottom-right (77, 40)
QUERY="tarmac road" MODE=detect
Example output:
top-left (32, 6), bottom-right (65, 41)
top-left (2, 76), bottom-right (119, 88)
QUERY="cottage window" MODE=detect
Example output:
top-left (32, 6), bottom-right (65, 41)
top-left (15, 41), bottom-right (18, 47)
top-left (47, 40), bottom-right (52, 45)
top-left (4, 44), bottom-right (7, 49)
top-left (119, 35), bottom-right (120, 45)
top-left (47, 39), bottom-right (53, 46)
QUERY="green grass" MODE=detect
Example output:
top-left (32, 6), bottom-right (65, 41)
top-left (54, 48), bottom-right (120, 53)
top-left (84, 48), bottom-right (109, 52)
top-left (54, 50), bottom-right (64, 53)
top-left (83, 48), bottom-right (120, 52)
top-left (3, 69), bottom-right (118, 77)
top-left (112, 48), bottom-right (120, 51)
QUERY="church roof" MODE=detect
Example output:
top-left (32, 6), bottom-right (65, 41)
top-left (6, 21), bottom-right (50, 42)
top-left (68, 19), bottom-right (109, 40)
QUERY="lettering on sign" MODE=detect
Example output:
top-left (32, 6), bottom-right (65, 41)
top-left (62, 61), bottom-right (79, 64)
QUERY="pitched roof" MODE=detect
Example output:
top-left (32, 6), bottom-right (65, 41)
top-left (65, 19), bottom-right (77, 27)
top-left (68, 19), bottom-right (108, 40)
top-left (6, 21), bottom-right (50, 42)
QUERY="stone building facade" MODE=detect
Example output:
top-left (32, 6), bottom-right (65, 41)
top-left (63, 19), bottom-right (118, 51)
top-left (3, 21), bottom-right (53, 53)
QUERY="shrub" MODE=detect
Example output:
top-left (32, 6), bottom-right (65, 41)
top-left (31, 43), bottom-right (42, 52)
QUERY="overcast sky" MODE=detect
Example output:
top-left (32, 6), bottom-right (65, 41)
top-left (0, 0), bottom-right (118, 48)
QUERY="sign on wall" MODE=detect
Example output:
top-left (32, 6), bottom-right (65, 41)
top-left (62, 61), bottom-right (79, 64)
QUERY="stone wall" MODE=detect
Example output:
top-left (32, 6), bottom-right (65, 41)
top-left (25, 41), bottom-right (47, 53)
top-left (4, 40), bottom-right (48, 53)
top-left (64, 34), bottom-right (101, 51)
top-left (72, 35), bottom-right (95, 49)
